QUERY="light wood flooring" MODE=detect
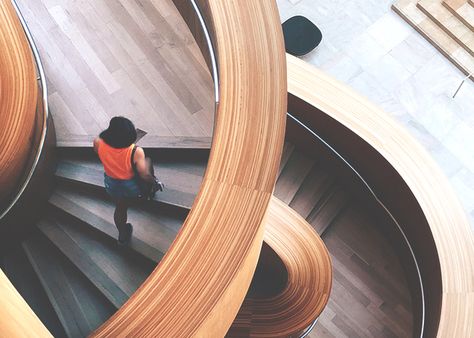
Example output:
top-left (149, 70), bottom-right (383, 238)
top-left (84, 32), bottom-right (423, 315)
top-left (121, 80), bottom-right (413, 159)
top-left (392, 0), bottom-right (474, 80)
top-left (17, 0), bottom-right (215, 144)
top-left (310, 205), bottom-right (413, 338)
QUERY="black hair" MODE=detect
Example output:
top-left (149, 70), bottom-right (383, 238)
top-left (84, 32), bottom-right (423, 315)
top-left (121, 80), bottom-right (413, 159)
top-left (100, 116), bottom-right (137, 148)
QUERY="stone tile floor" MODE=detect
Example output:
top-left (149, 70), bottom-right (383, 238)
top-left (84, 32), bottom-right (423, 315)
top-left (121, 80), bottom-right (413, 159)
top-left (278, 0), bottom-right (474, 228)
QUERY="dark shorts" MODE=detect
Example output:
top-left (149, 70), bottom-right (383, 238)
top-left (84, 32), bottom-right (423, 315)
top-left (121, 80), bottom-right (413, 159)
top-left (104, 174), bottom-right (141, 199)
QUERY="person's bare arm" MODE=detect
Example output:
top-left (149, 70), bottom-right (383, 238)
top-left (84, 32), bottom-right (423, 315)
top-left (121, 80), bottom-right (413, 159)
top-left (133, 147), bottom-right (154, 183)
top-left (93, 137), bottom-right (100, 153)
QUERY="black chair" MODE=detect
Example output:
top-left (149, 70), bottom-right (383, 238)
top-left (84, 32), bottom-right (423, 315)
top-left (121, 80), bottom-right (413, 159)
top-left (282, 16), bottom-right (322, 56)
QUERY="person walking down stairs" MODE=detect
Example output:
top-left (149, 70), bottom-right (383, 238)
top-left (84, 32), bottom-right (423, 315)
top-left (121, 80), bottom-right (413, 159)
top-left (93, 117), bottom-right (163, 244)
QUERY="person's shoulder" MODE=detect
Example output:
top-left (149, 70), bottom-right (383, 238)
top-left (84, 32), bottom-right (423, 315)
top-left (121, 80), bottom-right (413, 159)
top-left (133, 146), bottom-right (145, 160)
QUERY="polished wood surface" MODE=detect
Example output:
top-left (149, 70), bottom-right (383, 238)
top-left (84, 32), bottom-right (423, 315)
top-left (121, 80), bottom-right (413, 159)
top-left (0, 0), bottom-right (38, 208)
top-left (16, 0), bottom-right (215, 143)
top-left (230, 197), bottom-right (332, 337)
top-left (0, 269), bottom-right (51, 337)
top-left (287, 54), bottom-right (474, 337)
top-left (91, 1), bottom-right (286, 336)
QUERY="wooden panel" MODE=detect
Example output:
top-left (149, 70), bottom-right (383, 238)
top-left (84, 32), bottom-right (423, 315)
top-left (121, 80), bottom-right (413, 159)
top-left (90, 1), bottom-right (287, 337)
top-left (287, 54), bottom-right (474, 338)
top-left (0, 1), bottom-right (38, 208)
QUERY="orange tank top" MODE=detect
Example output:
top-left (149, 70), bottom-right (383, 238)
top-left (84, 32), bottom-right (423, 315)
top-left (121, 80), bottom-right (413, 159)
top-left (97, 139), bottom-right (135, 180)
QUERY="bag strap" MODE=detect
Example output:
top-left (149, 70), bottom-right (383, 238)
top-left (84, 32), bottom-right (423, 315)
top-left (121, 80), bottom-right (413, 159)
top-left (130, 145), bottom-right (138, 175)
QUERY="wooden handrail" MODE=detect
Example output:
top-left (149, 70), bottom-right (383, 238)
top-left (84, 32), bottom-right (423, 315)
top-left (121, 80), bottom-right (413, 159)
top-left (287, 54), bottom-right (474, 338)
top-left (0, 1), bottom-right (50, 336)
top-left (0, 270), bottom-right (51, 337)
top-left (0, 0), bottom-right (38, 211)
top-left (229, 197), bottom-right (332, 337)
top-left (92, 1), bottom-right (287, 336)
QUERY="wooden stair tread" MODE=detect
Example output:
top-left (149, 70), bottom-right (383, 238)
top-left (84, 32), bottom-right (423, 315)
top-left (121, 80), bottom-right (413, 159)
top-left (418, 0), bottom-right (474, 56)
top-left (307, 185), bottom-right (348, 235)
top-left (393, 0), bottom-right (474, 80)
top-left (37, 216), bottom-right (153, 308)
top-left (278, 142), bottom-right (295, 176)
top-left (443, 0), bottom-right (474, 31)
top-left (55, 160), bottom-right (198, 209)
top-left (57, 135), bottom-right (212, 149)
top-left (275, 149), bottom-right (316, 204)
top-left (289, 163), bottom-right (335, 220)
top-left (22, 234), bottom-right (115, 337)
top-left (49, 186), bottom-right (182, 262)
top-left (1, 246), bottom-right (66, 338)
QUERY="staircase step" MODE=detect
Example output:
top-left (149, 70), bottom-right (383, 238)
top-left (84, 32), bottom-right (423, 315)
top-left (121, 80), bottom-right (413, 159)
top-left (289, 163), bottom-right (335, 219)
top-left (55, 160), bottom-right (198, 209)
top-left (275, 149), bottom-right (316, 204)
top-left (418, 0), bottom-right (474, 56)
top-left (23, 233), bottom-right (115, 337)
top-left (1, 245), bottom-right (66, 338)
top-left (57, 135), bottom-right (212, 149)
top-left (37, 215), bottom-right (153, 309)
top-left (443, 0), bottom-right (474, 31)
top-left (278, 142), bottom-right (295, 176)
top-left (49, 185), bottom-right (183, 261)
top-left (49, 189), bottom-right (178, 262)
top-left (307, 185), bottom-right (348, 235)
top-left (393, 0), bottom-right (474, 80)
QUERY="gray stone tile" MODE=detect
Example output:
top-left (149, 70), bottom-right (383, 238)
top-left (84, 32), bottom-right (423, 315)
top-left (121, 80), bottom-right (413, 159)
top-left (343, 32), bottom-right (387, 69)
top-left (389, 32), bottom-right (437, 74)
top-left (320, 52), bottom-right (363, 82)
top-left (367, 12), bottom-right (413, 53)
top-left (364, 53), bottom-right (412, 92)
top-left (443, 122), bottom-right (474, 174)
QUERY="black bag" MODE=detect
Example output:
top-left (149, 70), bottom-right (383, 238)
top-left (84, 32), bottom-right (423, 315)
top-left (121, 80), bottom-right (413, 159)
top-left (131, 145), bottom-right (164, 200)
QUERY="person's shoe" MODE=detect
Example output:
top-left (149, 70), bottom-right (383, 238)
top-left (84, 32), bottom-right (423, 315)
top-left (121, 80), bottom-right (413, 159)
top-left (118, 223), bottom-right (133, 245)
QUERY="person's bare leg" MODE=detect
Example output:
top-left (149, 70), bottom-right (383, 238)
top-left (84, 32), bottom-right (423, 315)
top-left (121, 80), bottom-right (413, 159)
top-left (114, 198), bottom-right (132, 243)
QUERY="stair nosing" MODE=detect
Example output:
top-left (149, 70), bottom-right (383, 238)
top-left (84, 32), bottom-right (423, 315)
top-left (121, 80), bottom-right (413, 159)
top-left (48, 195), bottom-right (165, 264)
top-left (37, 218), bottom-right (128, 309)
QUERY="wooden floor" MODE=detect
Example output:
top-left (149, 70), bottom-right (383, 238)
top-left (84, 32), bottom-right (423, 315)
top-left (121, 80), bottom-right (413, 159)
top-left (311, 205), bottom-right (413, 338)
top-left (17, 0), bottom-right (215, 144)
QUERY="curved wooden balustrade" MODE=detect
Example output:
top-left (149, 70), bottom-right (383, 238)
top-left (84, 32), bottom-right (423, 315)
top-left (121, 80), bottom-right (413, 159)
top-left (0, 270), bottom-right (51, 338)
top-left (0, 0), bottom-right (37, 209)
top-left (229, 197), bottom-right (332, 337)
top-left (0, 2), bottom-right (50, 335)
top-left (286, 54), bottom-right (474, 337)
top-left (90, 1), bottom-right (287, 337)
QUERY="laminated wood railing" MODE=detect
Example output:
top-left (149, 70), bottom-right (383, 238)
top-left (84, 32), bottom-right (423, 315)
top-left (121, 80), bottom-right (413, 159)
top-left (286, 54), bottom-right (474, 338)
top-left (0, 0), bottom-right (38, 213)
top-left (91, 1), bottom-right (287, 336)
top-left (0, 0), bottom-right (50, 336)
top-left (229, 197), bottom-right (332, 337)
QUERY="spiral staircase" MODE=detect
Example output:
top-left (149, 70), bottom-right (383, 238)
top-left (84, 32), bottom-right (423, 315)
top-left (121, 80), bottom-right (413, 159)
top-left (1, 0), bottom-right (474, 337)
